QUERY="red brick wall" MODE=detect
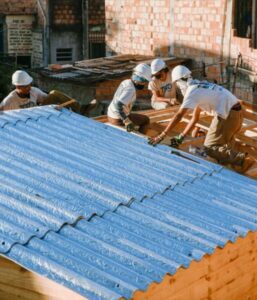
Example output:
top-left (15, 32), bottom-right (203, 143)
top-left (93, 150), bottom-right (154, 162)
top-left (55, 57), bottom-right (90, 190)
top-left (95, 76), bottom-right (151, 101)
top-left (89, 0), bottom-right (105, 26)
top-left (51, 0), bottom-right (82, 27)
top-left (0, 0), bottom-right (36, 14)
top-left (173, 0), bottom-right (226, 78)
top-left (105, 0), bottom-right (171, 56)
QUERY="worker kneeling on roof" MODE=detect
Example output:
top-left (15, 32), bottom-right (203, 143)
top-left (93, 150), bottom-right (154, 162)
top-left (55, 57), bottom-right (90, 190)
top-left (107, 63), bottom-right (151, 133)
top-left (149, 58), bottom-right (179, 110)
top-left (148, 65), bottom-right (255, 173)
top-left (0, 70), bottom-right (50, 111)
top-left (0, 70), bottom-right (97, 114)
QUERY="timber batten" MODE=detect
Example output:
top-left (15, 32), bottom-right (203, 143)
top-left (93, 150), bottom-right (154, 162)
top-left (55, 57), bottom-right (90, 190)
top-left (95, 101), bottom-right (257, 178)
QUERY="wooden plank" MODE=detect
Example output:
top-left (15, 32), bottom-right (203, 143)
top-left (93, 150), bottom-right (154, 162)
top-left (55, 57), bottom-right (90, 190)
top-left (0, 256), bottom-right (86, 300)
top-left (245, 167), bottom-right (257, 176)
top-left (240, 122), bottom-right (257, 132)
top-left (235, 134), bottom-right (257, 148)
top-left (133, 232), bottom-right (257, 300)
top-left (94, 105), bottom-right (257, 172)
top-left (242, 109), bottom-right (257, 122)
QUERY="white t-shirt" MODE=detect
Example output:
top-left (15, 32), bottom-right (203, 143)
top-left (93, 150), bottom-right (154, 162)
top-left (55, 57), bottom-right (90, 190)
top-left (0, 87), bottom-right (48, 111)
top-left (108, 79), bottom-right (136, 119)
top-left (181, 82), bottom-right (238, 119)
top-left (148, 71), bottom-right (176, 104)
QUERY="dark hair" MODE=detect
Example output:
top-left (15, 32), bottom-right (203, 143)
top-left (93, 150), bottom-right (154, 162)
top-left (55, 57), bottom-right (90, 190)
top-left (162, 67), bottom-right (169, 73)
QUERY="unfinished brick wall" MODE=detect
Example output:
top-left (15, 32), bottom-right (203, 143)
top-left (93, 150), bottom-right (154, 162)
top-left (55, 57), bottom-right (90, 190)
top-left (170, 0), bottom-right (257, 103)
top-left (105, 0), bottom-right (171, 56)
top-left (51, 0), bottom-right (82, 27)
top-left (95, 76), bottom-right (151, 101)
top-left (89, 0), bottom-right (105, 26)
top-left (0, 0), bottom-right (36, 14)
top-left (172, 0), bottom-right (227, 80)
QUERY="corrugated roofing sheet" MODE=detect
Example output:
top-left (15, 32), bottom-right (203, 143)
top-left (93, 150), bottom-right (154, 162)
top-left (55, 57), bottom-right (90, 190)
top-left (0, 106), bottom-right (218, 254)
top-left (5, 172), bottom-right (257, 300)
top-left (0, 106), bottom-right (256, 299)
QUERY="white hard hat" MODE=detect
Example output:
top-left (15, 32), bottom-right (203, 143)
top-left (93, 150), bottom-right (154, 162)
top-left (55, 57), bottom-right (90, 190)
top-left (133, 63), bottom-right (151, 82)
top-left (171, 65), bottom-right (191, 83)
top-left (151, 58), bottom-right (167, 75)
top-left (12, 70), bottom-right (33, 86)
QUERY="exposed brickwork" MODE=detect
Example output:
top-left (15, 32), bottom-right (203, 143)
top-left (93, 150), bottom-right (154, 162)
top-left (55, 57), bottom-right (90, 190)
top-left (173, 1), bottom-right (225, 71)
top-left (51, 0), bottom-right (82, 27)
top-left (105, 0), bottom-right (171, 56)
top-left (105, 0), bottom-right (257, 103)
top-left (0, 0), bottom-right (36, 15)
top-left (95, 76), bottom-right (151, 101)
top-left (89, 0), bottom-right (105, 26)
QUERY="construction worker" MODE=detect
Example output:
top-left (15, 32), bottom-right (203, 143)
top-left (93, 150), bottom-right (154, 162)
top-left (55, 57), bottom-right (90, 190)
top-left (0, 70), bottom-right (49, 111)
top-left (148, 65), bottom-right (255, 173)
top-left (107, 63), bottom-right (151, 133)
top-left (0, 70), bottom-right (97, 115)
top-left (149, 58), bottom-right (178, 110)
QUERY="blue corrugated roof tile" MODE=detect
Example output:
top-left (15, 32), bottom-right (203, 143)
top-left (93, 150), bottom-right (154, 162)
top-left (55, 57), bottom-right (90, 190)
top-left (0, 106), bottom-right (256, 299)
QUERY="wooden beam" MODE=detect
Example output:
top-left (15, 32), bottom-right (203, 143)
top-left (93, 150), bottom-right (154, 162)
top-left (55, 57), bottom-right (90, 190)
top-left (240, 122), bottom-right (257, 132)
top-left (0, 256), bottom-right (86, 300)
top-left (133, 231), bottom-right (257, 300)
top-left (235, 134), bottom-right (257, 148)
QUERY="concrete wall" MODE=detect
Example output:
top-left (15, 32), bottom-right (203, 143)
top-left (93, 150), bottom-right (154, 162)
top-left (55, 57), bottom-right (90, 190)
top-left (50, 31), bottom-right (82, 64)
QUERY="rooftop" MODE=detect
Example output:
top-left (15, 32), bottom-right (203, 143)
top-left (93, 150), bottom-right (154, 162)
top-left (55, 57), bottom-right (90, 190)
top-left (0, 106), bottom-right (256, 299)
top-left (38, 55), bottom-right (188, 84)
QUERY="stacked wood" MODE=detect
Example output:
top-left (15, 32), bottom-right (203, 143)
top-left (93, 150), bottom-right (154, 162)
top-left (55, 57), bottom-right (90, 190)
top-left (133, 231), bottom-right (257, 300)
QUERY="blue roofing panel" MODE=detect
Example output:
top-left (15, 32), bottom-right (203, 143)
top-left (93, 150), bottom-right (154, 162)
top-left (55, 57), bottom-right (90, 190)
top-left (0, 106), bottom-right (256, 299)
top-left (4, 171), bottom-right (257, 300)
top-left (0, 106), bottom-right (219, 253)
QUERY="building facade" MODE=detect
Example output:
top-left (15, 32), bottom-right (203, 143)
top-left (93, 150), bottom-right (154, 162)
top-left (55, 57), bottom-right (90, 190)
top-left (0, 0), bottom-right (105, 68)
top-left (105, 0), bottom-right (257, 103)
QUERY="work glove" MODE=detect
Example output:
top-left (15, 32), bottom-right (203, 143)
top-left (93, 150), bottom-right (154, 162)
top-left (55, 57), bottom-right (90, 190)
top-left (170, 134), bottom-right (184, 148)
top-left (124, 118), bottom-right (136, 132)
top-left (148, 132), bottom-right (167, 146)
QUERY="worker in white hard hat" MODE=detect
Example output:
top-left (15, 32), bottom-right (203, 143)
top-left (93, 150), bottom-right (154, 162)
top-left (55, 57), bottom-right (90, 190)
top-left (148, 65), bottom-right (255, 173)
top-left (0, 70), bottom-right (97, 115)
top-left (149, 58), bottom-right (179, 110)
top-left (107, 63), bottom-right (151, 133)
top-left (0, 70), bottom-right (49, 111)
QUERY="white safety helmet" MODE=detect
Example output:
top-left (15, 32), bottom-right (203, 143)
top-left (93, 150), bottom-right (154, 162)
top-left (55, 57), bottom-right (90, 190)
top-left (12, 70), bottom-right (33, 86)
top-left (133, 63), bottom-right (152, 82)
top-left (171, 65), bottom-right (191, 83)
top-left (151, 58), bottom-right (167, 75)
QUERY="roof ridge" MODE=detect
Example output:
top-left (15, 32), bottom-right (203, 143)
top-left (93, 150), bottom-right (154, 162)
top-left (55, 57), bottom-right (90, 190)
top-left (0, 106), bottom-right (65, 129)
